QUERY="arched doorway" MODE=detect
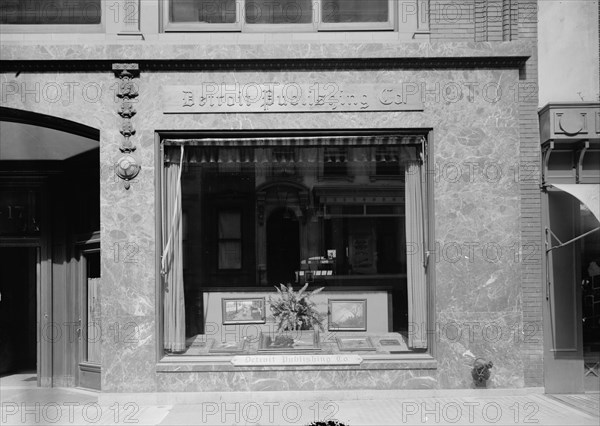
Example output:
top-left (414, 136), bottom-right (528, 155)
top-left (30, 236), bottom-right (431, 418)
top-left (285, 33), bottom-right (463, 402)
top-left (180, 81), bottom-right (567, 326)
top-left (0, 108), bottom-right (100, 388)
top-left (267, 207), bottom-right (300, 285)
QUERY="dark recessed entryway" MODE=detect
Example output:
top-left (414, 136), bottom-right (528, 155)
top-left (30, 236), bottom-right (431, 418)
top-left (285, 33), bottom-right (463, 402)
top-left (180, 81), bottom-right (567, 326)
top-left (0, 247), bottom-right (37, 376)
top-left (267, 207), bottom-right (300, 285)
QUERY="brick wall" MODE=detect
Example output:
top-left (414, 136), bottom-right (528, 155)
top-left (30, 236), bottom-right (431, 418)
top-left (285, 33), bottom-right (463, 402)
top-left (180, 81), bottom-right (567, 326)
top-left (516, 0), bottom-right (544, 387)
top-left (430, 0), bottom-right (476, 41)
top-left (432, 0), bottom-right (519, 42)
top-left (503, 0), bottom-right (519, 41)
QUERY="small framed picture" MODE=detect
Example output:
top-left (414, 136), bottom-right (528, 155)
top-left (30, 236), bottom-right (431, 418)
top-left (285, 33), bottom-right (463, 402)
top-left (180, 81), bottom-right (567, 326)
top-left (258, 330), bottom-right (321, 353)
top-left (377, 337), bottom-right (409, 353)
top-left (222, 298), bottom-right (266, 325)
top-left (328, 299), bottom-right (367, 331)
top-left (208, 339), bottom-right (246, 354)
top-left (336, 336), bottom-right (376, 351)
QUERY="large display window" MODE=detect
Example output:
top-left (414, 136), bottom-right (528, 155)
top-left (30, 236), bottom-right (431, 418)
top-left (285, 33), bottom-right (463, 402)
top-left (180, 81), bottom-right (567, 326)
top-left (160, 133), bottom-right (430, 356)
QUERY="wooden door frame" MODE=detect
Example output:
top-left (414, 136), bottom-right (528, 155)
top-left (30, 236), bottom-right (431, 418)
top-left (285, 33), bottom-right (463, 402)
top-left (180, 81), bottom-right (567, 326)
top-left (74, 232), bottom-right (101, 390)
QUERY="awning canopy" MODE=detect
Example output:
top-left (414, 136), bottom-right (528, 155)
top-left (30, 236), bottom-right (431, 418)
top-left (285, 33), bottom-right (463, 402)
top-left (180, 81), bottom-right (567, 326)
top-left (546, 183), bottom-right (600, 253)
top-left (551, 184), bottom-right (600, 224)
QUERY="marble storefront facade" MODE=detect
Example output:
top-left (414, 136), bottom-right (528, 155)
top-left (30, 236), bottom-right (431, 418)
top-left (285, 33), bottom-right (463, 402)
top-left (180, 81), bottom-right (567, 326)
top-left (0, 38), bottom-right (541, 392)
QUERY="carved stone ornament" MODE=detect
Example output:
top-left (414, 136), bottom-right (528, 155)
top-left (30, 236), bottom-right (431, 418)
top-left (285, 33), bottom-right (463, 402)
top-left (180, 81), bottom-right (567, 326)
top-left (119, 101), bottom-right (137, 118)
top-left (558, 111), bottom-right (585, 136)
top-left (117, 71), bottom-right (139, 99)
top-left (115, 155), bottom-right (141, 190)
top-left (113, 63), bottom-right (140, 190)
top-left (119, 118), bottom-right (136, 153)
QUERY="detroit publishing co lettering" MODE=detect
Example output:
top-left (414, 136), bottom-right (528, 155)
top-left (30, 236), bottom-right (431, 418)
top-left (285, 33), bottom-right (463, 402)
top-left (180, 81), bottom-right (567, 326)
top-left (163, 83), bottom-right (424, 113)
top-left (231, 354), bottom-right (363, 366)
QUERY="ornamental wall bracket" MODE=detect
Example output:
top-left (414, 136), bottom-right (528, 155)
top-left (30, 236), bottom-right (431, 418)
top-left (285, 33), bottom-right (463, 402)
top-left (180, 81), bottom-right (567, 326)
top-left (113, 63), bottom-right (139, 153)
top-left (113, 63), bottom-right (140, 189)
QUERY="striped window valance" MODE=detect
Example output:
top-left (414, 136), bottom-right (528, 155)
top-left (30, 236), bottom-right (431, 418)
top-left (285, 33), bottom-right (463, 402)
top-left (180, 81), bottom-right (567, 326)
top-left (163, 135), bottom-right (425, 147)
top-left (163, 146), bottom-right (420, 165)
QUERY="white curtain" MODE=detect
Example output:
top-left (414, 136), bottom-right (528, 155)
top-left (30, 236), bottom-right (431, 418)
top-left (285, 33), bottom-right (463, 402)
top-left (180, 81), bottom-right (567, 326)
top-left (162, 148), bottom-right (186, 352)
top-left (405, 160), bottom-right (428, 349)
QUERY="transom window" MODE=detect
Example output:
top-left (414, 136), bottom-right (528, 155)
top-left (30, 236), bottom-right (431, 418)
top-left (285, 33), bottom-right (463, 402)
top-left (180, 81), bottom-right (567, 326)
top-left (166, 0), bottom-right (394, 31)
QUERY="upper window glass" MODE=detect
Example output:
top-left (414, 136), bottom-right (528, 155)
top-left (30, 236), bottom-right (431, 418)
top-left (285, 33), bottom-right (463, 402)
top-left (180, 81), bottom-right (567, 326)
top-left (170, 0), bottom-right (236, 24)
top-left (0, 0), bottom-right (101, 25)
top-left (246, 0), bottom-right (312, 24)
top-left (166, 0), bottom-right (394, 31)
top-left (322, 0), bottom-right (389, 23)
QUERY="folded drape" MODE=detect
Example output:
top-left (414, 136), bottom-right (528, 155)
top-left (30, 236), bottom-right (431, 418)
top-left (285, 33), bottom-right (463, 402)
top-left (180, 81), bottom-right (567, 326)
top-left (405, 160), bottom-right (427, 349)
top-left (162, 151), bottom-right (186, 352)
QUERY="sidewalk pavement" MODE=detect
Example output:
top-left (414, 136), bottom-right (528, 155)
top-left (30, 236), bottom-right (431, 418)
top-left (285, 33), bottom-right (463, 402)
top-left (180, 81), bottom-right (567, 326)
top-left (1, 373), bottom-right (599, 426)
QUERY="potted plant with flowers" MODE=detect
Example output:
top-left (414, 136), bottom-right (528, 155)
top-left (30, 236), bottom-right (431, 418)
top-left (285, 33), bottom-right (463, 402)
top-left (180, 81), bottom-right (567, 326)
top-left (259, 283), bottom-right (325, 351)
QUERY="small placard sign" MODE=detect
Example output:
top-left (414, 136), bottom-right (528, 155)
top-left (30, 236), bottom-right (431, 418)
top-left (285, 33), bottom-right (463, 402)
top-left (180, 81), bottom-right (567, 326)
top-left (231, 354), bottom-right (363, 366)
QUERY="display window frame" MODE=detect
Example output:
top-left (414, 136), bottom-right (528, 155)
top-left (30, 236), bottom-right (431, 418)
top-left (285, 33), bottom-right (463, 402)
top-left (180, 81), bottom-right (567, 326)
top-left (155, 129), bottom-right (436, 365)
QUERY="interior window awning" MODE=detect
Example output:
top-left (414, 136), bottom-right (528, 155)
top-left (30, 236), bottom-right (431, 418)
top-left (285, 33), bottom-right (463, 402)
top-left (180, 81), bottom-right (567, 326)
top-left (546, 183), bottom-right (600, 253)
top-left (164, 135), bottom-right (425, 146)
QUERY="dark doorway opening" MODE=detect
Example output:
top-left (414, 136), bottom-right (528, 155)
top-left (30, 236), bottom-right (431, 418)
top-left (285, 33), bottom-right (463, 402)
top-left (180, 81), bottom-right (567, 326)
top-left (267, 208), bottom-right (300, 285)
top-left (580, 207), bottom-right (600, 392)
top-left (0, 247), bottom-right (37, 376)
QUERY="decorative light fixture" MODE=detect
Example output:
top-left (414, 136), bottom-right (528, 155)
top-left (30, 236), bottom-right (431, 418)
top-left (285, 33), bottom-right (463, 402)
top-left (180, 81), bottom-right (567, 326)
top-left (115, 155), bottom-right (141, 190)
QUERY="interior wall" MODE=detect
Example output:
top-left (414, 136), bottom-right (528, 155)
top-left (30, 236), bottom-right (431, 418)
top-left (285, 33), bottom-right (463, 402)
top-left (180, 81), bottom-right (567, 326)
top-left (203, 291), bottom-right (390, 336)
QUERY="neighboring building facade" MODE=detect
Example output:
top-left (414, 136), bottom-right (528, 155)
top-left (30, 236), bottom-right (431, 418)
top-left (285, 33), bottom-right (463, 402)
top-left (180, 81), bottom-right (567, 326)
top-left (537, 0), bottom-right (600, 394)
top-left (1, 0), bottom-right (543, 394)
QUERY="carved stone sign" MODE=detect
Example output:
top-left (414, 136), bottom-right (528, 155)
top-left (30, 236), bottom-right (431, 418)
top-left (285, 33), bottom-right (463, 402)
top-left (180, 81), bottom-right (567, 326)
top-left (162, 83), bottom-right (424, 113)
top-left (231, 354), bottom-right (363, 366)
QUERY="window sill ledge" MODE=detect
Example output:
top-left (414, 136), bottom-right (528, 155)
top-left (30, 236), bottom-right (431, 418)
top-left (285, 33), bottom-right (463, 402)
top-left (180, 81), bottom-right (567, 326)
top-left (79, 362), bottom-right (101, 373)
top-left (156, 353), bottom-right (437, 372)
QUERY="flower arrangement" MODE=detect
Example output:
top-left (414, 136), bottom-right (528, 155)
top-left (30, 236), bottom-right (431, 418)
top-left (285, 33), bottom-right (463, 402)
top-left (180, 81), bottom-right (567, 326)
top-left (268, 283), bottom-right (325, 332)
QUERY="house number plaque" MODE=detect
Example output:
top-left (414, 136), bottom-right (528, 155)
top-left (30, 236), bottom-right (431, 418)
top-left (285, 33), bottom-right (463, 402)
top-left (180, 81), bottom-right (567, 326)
top-left (162, 83), bottom-right (424, 114)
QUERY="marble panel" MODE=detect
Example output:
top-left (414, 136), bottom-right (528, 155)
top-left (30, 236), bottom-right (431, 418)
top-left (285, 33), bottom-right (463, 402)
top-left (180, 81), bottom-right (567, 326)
top-left (435, 311), bottom-right (526, 389)
top-left (157, 368), bottom-right (439, 392)
top-left (0, 62), bottom-right (536, 391)
top-left (100, 315), bottom-right (157, 392)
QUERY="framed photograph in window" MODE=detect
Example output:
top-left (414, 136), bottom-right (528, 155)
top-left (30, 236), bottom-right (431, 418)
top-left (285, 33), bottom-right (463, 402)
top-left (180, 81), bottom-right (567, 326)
top-left (222, 298), bottom-right (266, 325)
top-left (336, 336), bottom-right (376, 351)
top-left (258, 330), bottom-right (321, 353)
top-left (328, 299), bottom-right (367, 331)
